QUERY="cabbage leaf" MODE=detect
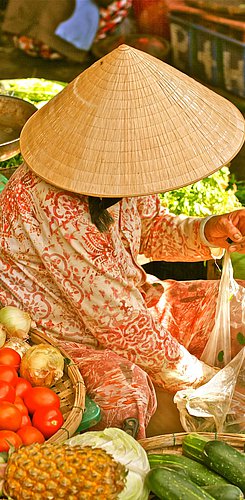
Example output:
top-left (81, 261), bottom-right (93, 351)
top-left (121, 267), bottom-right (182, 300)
top-left (66, 427), bottom-right (150, 499)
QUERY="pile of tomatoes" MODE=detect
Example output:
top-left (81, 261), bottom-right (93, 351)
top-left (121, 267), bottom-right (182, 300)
top-left (0, 346), bottom-right (64, 451)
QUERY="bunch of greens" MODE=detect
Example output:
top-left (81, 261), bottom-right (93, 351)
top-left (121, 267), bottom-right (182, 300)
top-left (160, 166), bottom-right (242, 216)
top-left (0, 154), bottom-right (23, 169)
top-left (0, 78), bottom-right (67, 107)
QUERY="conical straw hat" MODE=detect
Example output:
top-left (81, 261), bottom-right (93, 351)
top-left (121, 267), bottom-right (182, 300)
top-left (20, 44), bottom-right (245, 197)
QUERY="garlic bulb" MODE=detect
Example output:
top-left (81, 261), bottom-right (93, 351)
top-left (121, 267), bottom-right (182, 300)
top-left (20, 344), bottom-right (64, 387)
top-left (4, 338), bottom-right (31, 358)
top-left (0, 325), bottom-right (7, 348)
top-left (0, 306), bottom-right (31, 340)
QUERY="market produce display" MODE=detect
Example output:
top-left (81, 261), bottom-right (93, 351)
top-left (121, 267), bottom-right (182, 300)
top-left (0, 305), bottom-right (142, 499)
top-left (0, 307), bottom-right (65, 443)
top-left (0, 305), bottom-right (68, 495)
top-left (0, 427), bottom-right (150, 499)
top-left (0, 302), bottom-right (243, 499)
top-left (0, 349), bottom-right (64, 445)
top-left (146, 433), bottom-right (245, 499)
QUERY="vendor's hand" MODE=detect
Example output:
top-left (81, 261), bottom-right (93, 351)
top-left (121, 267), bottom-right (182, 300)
top-left (204, 209), bottom-right (245, 253)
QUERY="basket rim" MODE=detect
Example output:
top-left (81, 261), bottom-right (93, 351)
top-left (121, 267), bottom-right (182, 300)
top-left (139, 431), bottom-right (245, 452)
top-left (30, 329), bottom-right (86, 444)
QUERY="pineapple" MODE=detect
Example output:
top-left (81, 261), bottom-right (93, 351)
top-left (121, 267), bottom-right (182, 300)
top-left (4, 442), bottom-right (127, 500)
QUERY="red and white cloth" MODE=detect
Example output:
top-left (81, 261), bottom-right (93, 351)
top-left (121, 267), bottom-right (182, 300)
top-left (96, 0), bottom-right (132, 40)
top-left (0, 164), bottom-right (243, 437)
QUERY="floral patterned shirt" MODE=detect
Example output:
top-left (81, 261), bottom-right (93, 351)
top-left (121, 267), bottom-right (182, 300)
top-left (0, 164), bottom-right (215, 391)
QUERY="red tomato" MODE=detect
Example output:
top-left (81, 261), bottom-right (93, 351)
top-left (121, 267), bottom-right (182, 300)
top-left (0, 365), bottom-right (18, 386)
top-left (0, 380), bottom-right (15, 403)
top-left (0, 347), bottom-right (21, 370)
top-left (17, 425), bottom-right (45, 445)
top-left (20, 414), bottom-right (32, 428)
top-left (14, 396), bottom-right (29, 416)
top-left (0, 401), bottom-right (22, 431)
top-left (0, 430), bottom-right (22, 452)
top-left (24, 387), bottom-right (60, 414)
top-left (15, 377), bottom-right (32, 399)
top-left (32, 407), bottom-right (64, 438)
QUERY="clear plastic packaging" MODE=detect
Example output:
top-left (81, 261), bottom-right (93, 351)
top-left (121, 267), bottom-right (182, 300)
top-left (201, 251), bottom-right (245, 367)
top-left (174, 339), bottom-right (245, 433)
top-left (174, 251), bottom-right (245, 433)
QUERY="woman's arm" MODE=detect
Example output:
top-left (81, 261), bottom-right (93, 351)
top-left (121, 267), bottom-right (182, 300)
top-left (138, 195), bottom-right (223, 262)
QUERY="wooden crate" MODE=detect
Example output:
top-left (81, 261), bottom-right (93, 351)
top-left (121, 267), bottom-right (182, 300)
top-left (169, 10), bottom-right (245, 97)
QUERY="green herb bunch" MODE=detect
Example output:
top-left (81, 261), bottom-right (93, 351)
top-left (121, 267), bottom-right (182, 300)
top-left (159, 166), bottom-right (242, 216)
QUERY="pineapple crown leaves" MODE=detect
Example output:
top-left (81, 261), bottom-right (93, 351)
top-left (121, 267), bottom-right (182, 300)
top-left (3, 442), bottom-right (15, 460)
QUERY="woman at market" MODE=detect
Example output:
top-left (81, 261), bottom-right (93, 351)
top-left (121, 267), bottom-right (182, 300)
top-left (2, 0), bottom-right (132, 61)
top-left (0, 45), bottom-right (244, 438)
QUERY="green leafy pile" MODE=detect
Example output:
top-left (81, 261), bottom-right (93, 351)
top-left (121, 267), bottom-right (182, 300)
top-left (0, 154), bottom-right (23, 169)
top-left (0, 78), bottom-right (66, 106)
top-left (159, 166), bottom-right (242, 216)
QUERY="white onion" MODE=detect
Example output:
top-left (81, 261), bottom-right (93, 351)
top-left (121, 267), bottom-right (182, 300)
top-left (0, 306), bottom-right (31, 340)
top-left (20, 343), bottom-right (64, 387)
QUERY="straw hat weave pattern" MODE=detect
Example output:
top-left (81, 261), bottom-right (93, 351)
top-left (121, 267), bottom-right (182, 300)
top-left (20, 44), bottom-right (245, 197)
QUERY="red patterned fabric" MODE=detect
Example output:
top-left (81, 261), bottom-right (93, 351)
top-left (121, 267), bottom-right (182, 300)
top-left (96, 0), bottom-right (133, 40)
top-left (0, 164), bottom-right (243, 437)
top-left (13, 35), bottom-right (63, 59)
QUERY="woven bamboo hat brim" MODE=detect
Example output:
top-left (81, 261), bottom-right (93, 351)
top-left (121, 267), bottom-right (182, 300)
top-left (20, 44), bottom-right (245, 197)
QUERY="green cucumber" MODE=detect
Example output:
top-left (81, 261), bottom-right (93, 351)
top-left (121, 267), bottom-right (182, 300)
top-left (202, 440), bottom-right (245, 493)
top-left (145, 467), bottom-right (216, 499)
top-left (202, 484), bottom-right (244, 500)
top-left (182, 433), bottom-right (211, 463)
top-left (150, 463), bottom-right (189, 477)
top-left (148, 453), bottom-right (228, 486)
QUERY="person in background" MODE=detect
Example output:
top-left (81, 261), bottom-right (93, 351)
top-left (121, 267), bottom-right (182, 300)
top-left (0, 45), bottom-right (244, 438)
top-left (2, 0), bottom-right (132, 61)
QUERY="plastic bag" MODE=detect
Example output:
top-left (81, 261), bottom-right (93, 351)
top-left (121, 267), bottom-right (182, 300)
top-left (174, 348), bottom-right (245, 433)
top-left (174, 252), bottom-right (245, 433)
top-left (200, 251), bottom-right (243, 367)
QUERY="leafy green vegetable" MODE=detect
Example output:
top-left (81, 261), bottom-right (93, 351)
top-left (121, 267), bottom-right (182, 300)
top-left (160, 167), bottom-right (242, 216)
top-left (0, 78), bottom-right (67, 105)
top-left (0, 154), bottom-right (23, 170)
top-left (66, 427), bottom-right (150, 500)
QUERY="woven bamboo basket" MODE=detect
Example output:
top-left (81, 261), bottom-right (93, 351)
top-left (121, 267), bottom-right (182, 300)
top-left (139, 431), bottom-right (245, 454)
top-left (30, 329), bottom-right (86, 444)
